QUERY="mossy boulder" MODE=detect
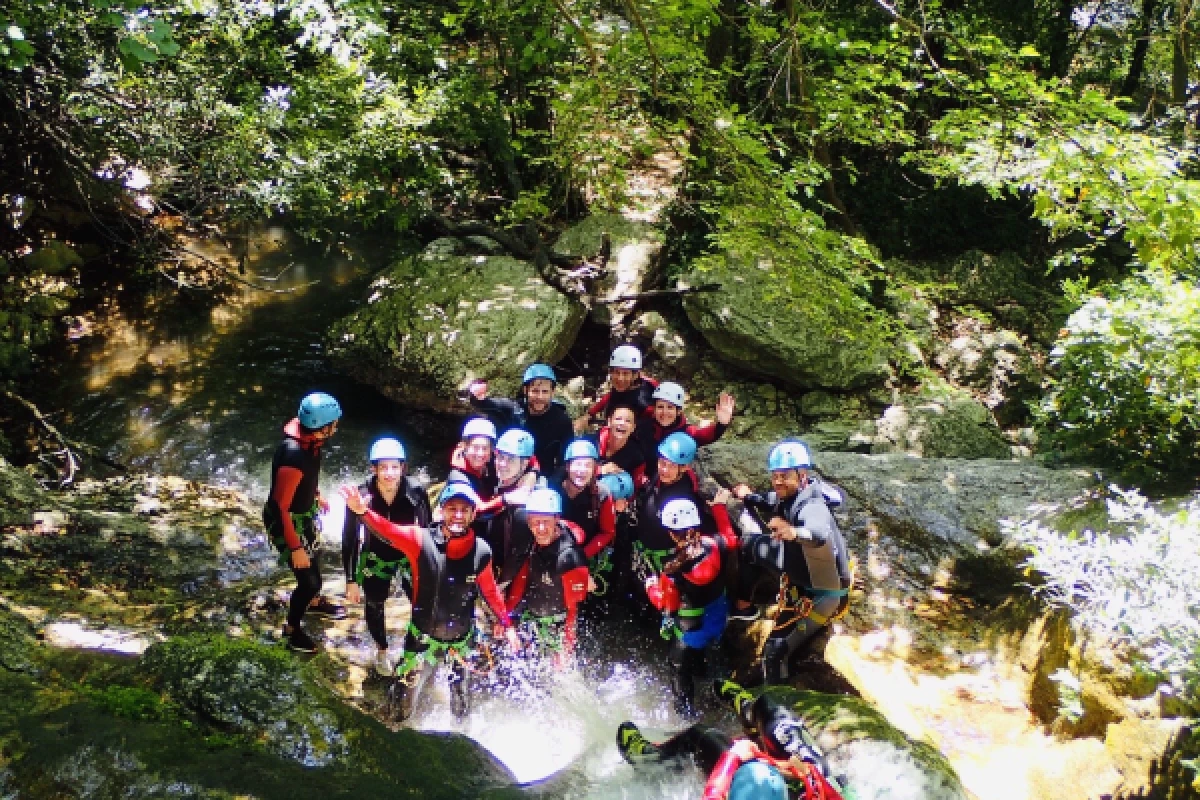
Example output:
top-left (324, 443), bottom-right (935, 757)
top-left (681, 247), bottom-right (892, 390)
top-left (762, 687), bottom-right (969, 800)
top-left (554, 213), bottom-right (664, 326)
top-left (328, 240), bottom-right (587, 412)
top-left (869, 385), bottom-right (1011, 460)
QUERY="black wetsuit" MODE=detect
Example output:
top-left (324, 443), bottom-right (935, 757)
top-left (469, 394), bottom-right (574, 475)
top-left (341, 477), bottom-right (432, 649)
top-left (263, 420), bottom-right (324, 630)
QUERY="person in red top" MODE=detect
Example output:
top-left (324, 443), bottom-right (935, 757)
top-left (645, 497), bottom-right (733, 715)
top-left (617, 681), bottom-right (846, 800)
top-left (263, 392), bottom-right (346, 654)
top-left (340, 481), bottom-right (520, 721)
top-left (596, 405), bottom-right (650, 487)
top-left (447, 417), bottom-right (507, 534)
top-left (552, 439), bottom-right (617, 599)
top-left (503, 488), bottom-right (590, 666)
top-left (576, 344), bottom-right (659, 432)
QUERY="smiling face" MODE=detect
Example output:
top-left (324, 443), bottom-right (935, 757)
top-left (463, 436), bottom-right (493, 471)
top-left (371, 458), bottom-right (406, 491)
top-left (567, 457), bottom-right (597, 489)
top-left (770, 468), bottom-right (806, 499)
top-left (657, 458), bottom-right (682, 485)
top-left (653, 400), bottom-right (680, 428)
top-left (610, 367), bottom-right (637, 392)
top-left (524, 378), bottom-right (554, 414)
top-left (528, 512), bottom-right (560, 546)
top-left (494, 452), bottom-right (527, 485)
top-left (608, 407), bottom-right (636, 440)
top-left (441, 497), bottom-right (477, 536)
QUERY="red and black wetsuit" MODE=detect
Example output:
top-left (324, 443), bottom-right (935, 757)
top-left (587, 376), bottom-right (659, 420)
top-left (637, 414), bottom-right (728, 481)
top-left (263, 418), bottom-right (325, 630)
top-left (358, 513), bottom-right (511, 641)
top-left (447, 443), bottom-right (505, 538)
top-left (341, 476), bottom-right (432, 649)
top-left (553, 477), bottom-right (617, 560)
top-left (646, 536), bottom-right (726, 615)
top-left (505, 518), bottom-right (590, 653)
top-left (635, 470), bottom-right (737, 553)
top-left (596, 426), bottom-right (649, 487)
top-left (484, 460), bottom-right (541, 585)
top-left (469, 394), bottom-right (575, 475)
top-left (703, 742), bottom-right (840, 800)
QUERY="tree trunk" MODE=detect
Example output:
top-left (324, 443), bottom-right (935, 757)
top-left (1046, 0), bottom-right (1079, 78)
top-left (1122, 0), bottom-right (1159, 98)
top-left (1174, 0), bottom-right (1193, 103)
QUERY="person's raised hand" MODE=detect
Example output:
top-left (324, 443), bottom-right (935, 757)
top-left (340, 485), bottom-right (368, 515)
top-left (505, 626), bottom-right (522, 653)
top-left (713, 488), bottom-right (733, 506)
top-left (468, 380), bottom-right (488, 401)
top-left (715, 392), bottom-right (736, 425)
top-left (732, 483), bottom-right (753, 500)
top-left (573, 414), bottom-right (590, 434)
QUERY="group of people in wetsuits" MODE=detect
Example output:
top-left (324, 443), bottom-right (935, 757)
top-left (263, 344), bottom-right (853, 800)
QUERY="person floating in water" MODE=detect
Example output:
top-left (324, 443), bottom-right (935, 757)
top-left (264, 392), bottom-right (346, 654)
top-left (341, 481), bottom-right (520, 721)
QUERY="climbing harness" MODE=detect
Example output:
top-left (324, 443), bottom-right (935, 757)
top-left (394, 624), bottom-right (475, 684)
top-left (659, 604), bottom-right (706, 640)
top-left (517, 611), bottom-right (568, 656)
top-left (589, 547), bottom-right (613, 596)
top-left (270, 501), bottom-right (322, 563)
top-left (357, 550), bottom-right (410, 583)
top-left (771, 557), bottom-right (857, 632)
top-left (632, 541), bottom-right (672, 583)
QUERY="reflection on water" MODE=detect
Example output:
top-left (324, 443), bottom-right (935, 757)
top-left (53, 227), bottom-right (457, 500)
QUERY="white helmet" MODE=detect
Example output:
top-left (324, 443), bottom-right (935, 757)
top-left (609, 345), bottom-right (643, 370)
top-left (652, 381), bottom-right (686, 408)
top-left (660, 498), bottom-right (702, 531)
top-left (461, 417), bottom-right (497, 441)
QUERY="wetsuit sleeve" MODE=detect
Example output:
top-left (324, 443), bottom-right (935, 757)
top-left (583, 495), bottom-right (616, 558)
top-left (683, 543), bottom-right (722, 586)
top-left (560, 565), bottom-right (590, 651)
top-left (476, 562), bottom-right (512, 627)
top-left (686, 420), bottom-right (728, 446)
top-left (475, 493), bottom-right (506, 517)
top-left (270, 467), bottom-right (305, 551)
top-left (505, 561), bottom-right (530, 619)
top-left (646, 574), bottom-right (681, 613)
top-left (471, 395), bottom-right (522, 428)
top-left (702, 744), bottom-right (766, 800)
top-left (360, 511), bottom-right (424, 563)
top-left (587, 391), bottom-right (611, 417)
top-left (711, 504), bottom-right (739, 550)
top-left (562, 519), bottom-right (587, 546)
top-left (341, 511), bottom-right (363, 582)
top-left (796, 502), bottom-right (834, 547)
top-left (743, 493), bottom-right (773, 515)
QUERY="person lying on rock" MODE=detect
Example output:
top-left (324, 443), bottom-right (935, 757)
top-left (264, 392), bottom-right (346, 654)
top-left (616, 680), bottom-right (846, 800)
top-left (467, 363), bottom-right (574, 475)
top-left (502, 488), bottom-right (590, 667)
top-left (644, 497), bottom-right (732, 716)
top-left (637, 382), bottom-right (735, 481)
top-left (576, 344), bottom-right (659, 432)
top-left (595, 404), bottom-right (650, 487)
top-left (729, 440), bottom-right (852, 685)
top-left (341, 481), bottom-right (520, 722)
top-left (480, 428), bottom-right (542, 590)
top-left (549, 439), bottom-right (616, 599)
top-left (341, 437), bottom-right (432, 677)
top-left (630, 433), bottom-right (738, 612)
top-left (447, 417), bottom-right (505, 539)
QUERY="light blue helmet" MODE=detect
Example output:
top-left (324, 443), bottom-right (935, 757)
top-left (525, 488), bottom-right (563, 515)
top-left (728, 761), bottom-right (788, 800)
top-left (297, 392), bottom-right (342, 430)
top-left (563, 439), bottom-right (599, 462)
top-left (652, 381), bottom-right (686, 408)
top-left (369, 437), bottom-right (406, 463)
top-left (598, 472), bottom-right (635, 501)
top-left (523, 363), bottom-right (556, 385)
top-left (496, 429), bottom-right (535, 458)
top-left (768, 440), bottom-right (812, 471)
top-left (658, 432), bottom-right (697, 466)
top-left (439, 482), bottom-right (481, 507)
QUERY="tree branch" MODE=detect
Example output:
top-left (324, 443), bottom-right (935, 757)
top-left (594, 282), bottom-right (722, 304)
top-left (2, 390), bottom-right (129, 481)
top-left (174, 244), bottom-right (319, 294)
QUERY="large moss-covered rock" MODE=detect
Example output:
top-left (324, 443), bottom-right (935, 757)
top-left (681, 247), bottom-right (892, 390)
top-left (763, 687), bottom-right (969, 800)
top-left (328, 240), bottom-right (587, 412)
top-left (554, 213), bottom-right (664, 327)
top-left (870, 390), bottom-right (1012, 460)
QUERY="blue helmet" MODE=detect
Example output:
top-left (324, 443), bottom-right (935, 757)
top-left (439, 482), bottom-right (481, 507)
top-left (728, 761), bottom-right (788, 800)
top-left (525, 488), bottom-right (563, 515)
top-left (298, 392), bottom-right (342, 430)
top-left (563, 439), bottom-right (599, 462)
top-left (368, 437), bottom-right (406, 463)
top-left (768, 440), bottom-right (812, 471)
top-left (598, 472), bottom-right (635, 501)
top-left (496, 429), bottom-right (535, 458)
top-left (657, 432), bottom-right (697, 466)
top-left (523, 363), bottom-right (557, 385)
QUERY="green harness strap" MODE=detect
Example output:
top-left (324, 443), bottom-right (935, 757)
top-left (660, 603), bottom-right (707, 640)
top-left (632, 541), bottom-right (672, 576)
top-left (518, 611), bottom-right (567, 653)
top-left (588, 547), bottom-right (613, 596)
top-left (271, 501), bottom-right (320, 564)
top-left (357, 550), bottom-right (410, 583)
top-left (396, 624), bottom-right (473, 678)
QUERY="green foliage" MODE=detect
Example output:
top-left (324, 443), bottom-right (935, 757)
top-left (84, 684), bottom-right (173, 721)
top-left (1041, 269), bottom-right (1200, 482)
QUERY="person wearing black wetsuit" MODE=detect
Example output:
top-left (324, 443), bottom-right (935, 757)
top-left (263, 392), bottom-right (346, 653)
top-left (551, 439), bottom-right (617, 599)
top-left (636, 382), bottom-right (734, 481)
top-left (341, 482), bottom-right (520, 721)
top-left (447, 417), bottom-right (506, 540)
top-left (617, 681), bottom-right (846, 800)
top-left (582, 344), bottom-right (659, 427)
top-left (732, 441), bottom-right (852, 684)
top-left (503, 488), bottom-right (590, 665)
top-left (596, 405), bottom-right (650, 486)
top-left (468, 363), bottom-right (574, 475)
top-left (482, 428), bottom-right (541, 586)
top-left (341, 437), bottom-right (432, 676)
